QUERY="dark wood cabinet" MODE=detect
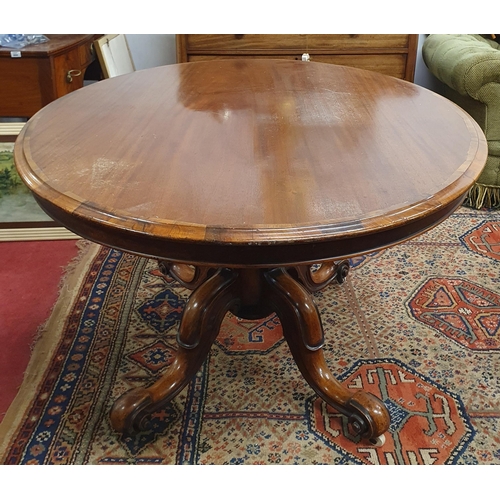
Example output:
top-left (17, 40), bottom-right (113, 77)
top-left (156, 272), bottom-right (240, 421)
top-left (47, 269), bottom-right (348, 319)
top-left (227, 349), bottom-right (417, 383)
top-left (0, 34), bottom-right (98, 117)
top-left (176, 34), bottom-right (418, 82)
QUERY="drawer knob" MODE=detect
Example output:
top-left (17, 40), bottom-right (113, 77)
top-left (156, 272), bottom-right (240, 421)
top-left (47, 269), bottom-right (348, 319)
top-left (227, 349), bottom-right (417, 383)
top-left (302, 53), bottom-right (311, 62)
top-left (66, 69), bottom-right (82, 83)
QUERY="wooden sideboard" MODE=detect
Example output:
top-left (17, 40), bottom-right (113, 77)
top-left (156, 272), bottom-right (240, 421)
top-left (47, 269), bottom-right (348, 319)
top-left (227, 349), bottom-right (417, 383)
top-left (0, 34), bottom-right (98, 117)
top-left (176, 34), bottom-right (419, 82)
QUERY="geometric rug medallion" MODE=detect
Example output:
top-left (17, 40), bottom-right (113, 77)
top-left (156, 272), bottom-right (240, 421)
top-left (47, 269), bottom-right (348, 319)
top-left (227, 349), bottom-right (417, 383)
top-left (407, 278), bottom-right (500, 351)
top-left (127, 340), bottom-right (176, 374)
top-left (136, 289), bottom-right (185, 334)
top-left (216, 314), bottom-right (283, 354)
top-left (460, 221), bottom-right (500, 262)
top-left (307, 359), bottom-right (475, 464)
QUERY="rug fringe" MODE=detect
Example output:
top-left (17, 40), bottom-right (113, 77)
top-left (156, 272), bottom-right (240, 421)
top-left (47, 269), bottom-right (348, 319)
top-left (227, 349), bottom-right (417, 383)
top-left (464, 183), bottom-right (500, 210)
top-left (30, 239), bottom-right (97, 351)
top-left (0, 241), bottom-right (103, 456)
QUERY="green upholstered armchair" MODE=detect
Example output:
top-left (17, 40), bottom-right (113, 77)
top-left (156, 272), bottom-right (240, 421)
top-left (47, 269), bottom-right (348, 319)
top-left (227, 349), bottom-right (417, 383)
top-left (422, 34), bottom-right (500, 209)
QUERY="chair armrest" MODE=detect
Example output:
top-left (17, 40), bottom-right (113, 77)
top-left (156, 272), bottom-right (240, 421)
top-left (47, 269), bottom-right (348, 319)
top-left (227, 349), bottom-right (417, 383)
top-left (423, 34), bottom-right (500, 100)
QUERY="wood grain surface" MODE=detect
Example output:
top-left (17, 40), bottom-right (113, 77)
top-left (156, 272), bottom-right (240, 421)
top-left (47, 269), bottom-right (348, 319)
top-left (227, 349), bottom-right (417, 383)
top-left (14, 59), bottom-right (487, 266)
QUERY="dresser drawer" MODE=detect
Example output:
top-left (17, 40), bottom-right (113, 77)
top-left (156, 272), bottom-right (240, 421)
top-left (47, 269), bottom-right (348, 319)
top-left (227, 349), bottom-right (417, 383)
top-left (78, 42), bottom-right (95, 67)
top-left (176, 34), bottom-right (418, 82)
top-left (313, 54), bottom-right (407, 78)
top-left (185, 34), bottom-right (410, 52)
top-left (188, 54), bottom-right (407, 79)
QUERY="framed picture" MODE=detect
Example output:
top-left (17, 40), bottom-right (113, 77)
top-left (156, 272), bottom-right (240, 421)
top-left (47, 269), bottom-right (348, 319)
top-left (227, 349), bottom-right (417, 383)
top-left (94, 34), bottom-right (135, 78)
top-left (0, 122), bottom-right (76, 241)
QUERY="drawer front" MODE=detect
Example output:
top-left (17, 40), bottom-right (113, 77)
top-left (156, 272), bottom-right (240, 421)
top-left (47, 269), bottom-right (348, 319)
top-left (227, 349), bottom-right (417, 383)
top-left (78, 41), bottom-right (95, 67)
top-left (185, 34), bottom-right (410, 52)
top-left (188, 54), bottom-right (407, 79)
top-left (312, 54), bottom-right (407, 79)
top-left (53, 50), bottom-right (85, 97)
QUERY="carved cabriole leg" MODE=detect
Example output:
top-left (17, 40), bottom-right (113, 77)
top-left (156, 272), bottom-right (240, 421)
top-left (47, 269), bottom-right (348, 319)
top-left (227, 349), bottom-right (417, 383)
top-left (294, 260), bottom-right (350, 293)
top-left (264, 267), bottom-right (390, 440)
top-left (110, 268), bottom-right (239, 434)
top-left (111, 263), bottom-right (389, 440)
top-left (157, 260), bottom-right (212, 290)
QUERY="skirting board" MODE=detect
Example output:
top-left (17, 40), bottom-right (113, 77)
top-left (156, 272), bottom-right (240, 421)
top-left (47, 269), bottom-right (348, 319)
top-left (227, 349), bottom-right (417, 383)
top-left (0, 227), bottom-right (81, 242)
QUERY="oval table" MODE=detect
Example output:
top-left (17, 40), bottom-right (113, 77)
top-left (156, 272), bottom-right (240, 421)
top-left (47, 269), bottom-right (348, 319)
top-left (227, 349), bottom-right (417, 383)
top-left (14, 60), bottom-right (487, 443)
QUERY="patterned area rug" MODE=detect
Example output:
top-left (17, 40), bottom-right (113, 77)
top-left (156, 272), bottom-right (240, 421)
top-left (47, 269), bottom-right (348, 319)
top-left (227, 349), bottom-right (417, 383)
top-left (1, 207), bottom-right (499, 465)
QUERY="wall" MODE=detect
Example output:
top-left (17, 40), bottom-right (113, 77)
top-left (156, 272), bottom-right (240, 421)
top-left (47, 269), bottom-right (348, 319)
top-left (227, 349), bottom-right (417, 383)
top-left (125, 34), bottom-right (177, 69)
top-left (414, 34), bottom-right (447, 93)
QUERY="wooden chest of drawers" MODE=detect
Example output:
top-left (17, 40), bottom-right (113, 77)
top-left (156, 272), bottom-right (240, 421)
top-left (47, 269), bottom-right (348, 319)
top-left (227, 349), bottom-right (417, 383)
top-left (176, 34), bottom-right (419, 81)
top-left (0, 34), bottom-right (97, 117)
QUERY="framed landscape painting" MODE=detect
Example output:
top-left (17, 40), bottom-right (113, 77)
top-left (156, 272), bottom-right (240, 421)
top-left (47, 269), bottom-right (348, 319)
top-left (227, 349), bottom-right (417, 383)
top-left (0, 124), bottom-right (76, 241)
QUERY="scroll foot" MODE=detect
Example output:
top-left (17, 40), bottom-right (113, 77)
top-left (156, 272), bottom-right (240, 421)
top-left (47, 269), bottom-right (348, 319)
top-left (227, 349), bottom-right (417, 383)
top-left (110, 387), bottom-right (154, 434)
top-left (264, 268), bottom-right (390, 441)
top-left (344, 390), bottom-right (390, 441)
top-left (110, 268), bottom-right (238, 434)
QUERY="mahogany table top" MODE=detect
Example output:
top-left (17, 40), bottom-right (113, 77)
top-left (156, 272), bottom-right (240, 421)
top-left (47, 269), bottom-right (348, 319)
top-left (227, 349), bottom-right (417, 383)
top-left (14, 59), bottom-right (487, 266)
